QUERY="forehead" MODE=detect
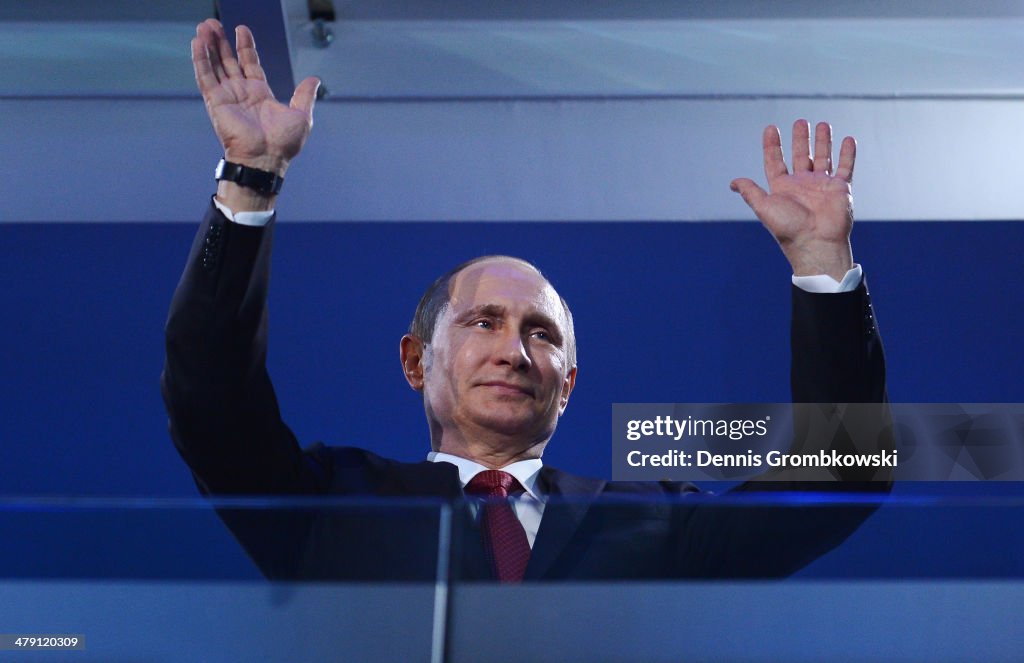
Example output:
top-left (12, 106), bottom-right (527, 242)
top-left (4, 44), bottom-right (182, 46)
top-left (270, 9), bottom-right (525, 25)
top-left (447, 259), bottom-right (563, 317)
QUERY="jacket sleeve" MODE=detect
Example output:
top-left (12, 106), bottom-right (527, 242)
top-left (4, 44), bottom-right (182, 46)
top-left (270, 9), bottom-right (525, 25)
top-left (674, 278), bottom-right (890, 578)
top-left (789, 278), bottom-right (886, 404)
top-left (161, 202), bottom-right (330, 496)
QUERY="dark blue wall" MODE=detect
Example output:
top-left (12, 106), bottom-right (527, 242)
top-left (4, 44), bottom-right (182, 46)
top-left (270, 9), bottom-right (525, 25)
top-left (2, 218), bottom-right (1022, 577)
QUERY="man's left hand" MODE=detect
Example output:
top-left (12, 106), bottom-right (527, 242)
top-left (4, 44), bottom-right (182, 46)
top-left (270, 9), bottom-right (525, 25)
top-left (731, 120), bottom-right (856, 281)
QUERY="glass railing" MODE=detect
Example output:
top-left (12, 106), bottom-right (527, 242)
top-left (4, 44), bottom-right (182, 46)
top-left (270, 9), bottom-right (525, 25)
top-left (1, 491), bottom-right (1023, 661)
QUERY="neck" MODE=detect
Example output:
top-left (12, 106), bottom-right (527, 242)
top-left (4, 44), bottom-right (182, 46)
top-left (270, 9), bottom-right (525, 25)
top-left (432, 424), bottom-right (548, 469)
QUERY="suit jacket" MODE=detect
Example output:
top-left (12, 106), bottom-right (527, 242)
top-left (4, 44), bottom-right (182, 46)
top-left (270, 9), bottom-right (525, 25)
top-left (161, 203), bottom-right (888, 582)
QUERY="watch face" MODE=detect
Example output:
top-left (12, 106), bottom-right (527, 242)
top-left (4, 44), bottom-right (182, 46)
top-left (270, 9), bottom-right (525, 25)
top-left (214, 159), bottom-right (226, 180)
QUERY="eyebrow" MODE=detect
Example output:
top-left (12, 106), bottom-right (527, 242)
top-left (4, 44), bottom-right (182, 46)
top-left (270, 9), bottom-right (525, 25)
top-left (456, 304), bottom-right (506, 322)
top-left (456, 304), bottom-right (565, 346)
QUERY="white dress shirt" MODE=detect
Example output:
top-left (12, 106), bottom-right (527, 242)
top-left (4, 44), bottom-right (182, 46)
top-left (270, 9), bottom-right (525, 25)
top-left (427, 452), bottom-right (546, 549)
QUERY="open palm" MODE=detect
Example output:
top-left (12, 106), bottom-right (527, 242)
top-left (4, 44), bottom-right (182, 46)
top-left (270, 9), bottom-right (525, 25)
top-left (731, 121), bottom-right (856, 280)
top-left (192, 19), bottom-right (319, 174)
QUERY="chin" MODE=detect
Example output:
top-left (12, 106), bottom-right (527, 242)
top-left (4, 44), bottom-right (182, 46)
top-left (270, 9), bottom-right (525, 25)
top-left (472, 412), bottom-right (550, 440)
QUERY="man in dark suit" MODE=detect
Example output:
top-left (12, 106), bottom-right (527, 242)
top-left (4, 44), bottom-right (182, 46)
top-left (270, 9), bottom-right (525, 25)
top-left (162, 20), bottom-right (886, 582)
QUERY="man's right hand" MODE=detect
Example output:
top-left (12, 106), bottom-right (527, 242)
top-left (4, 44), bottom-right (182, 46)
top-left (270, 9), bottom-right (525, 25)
top-left (192, 19), bottom-right (320, 211)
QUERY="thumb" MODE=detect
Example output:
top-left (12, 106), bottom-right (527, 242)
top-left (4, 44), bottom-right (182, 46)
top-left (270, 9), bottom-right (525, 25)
top-left (730, 178), bottom-right (768, 214)
top-left (290, 76), bottom-right (321, 118)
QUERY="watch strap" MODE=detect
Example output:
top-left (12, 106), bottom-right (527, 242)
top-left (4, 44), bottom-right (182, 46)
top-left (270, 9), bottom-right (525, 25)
top-left (214, 159), bottom-right (284, 195)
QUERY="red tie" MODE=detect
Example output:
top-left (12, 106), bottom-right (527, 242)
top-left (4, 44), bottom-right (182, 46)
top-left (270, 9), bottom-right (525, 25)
top-left (464, 470), bottom-right (532, 583)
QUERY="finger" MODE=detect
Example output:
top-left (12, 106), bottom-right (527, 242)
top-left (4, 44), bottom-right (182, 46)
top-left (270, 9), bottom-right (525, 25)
top-left (835, 136), bottom-right (857, 183)
top-left (290, 76), bottom-right (321, 118)
top-left (791, 119), bottom-right (812, 173)
top-left (813, 121), bottom-right (833, 174)
top-left (198, 21), bottom-right (227, 83)
top-left (212, 20), bottom-right (243, 79)
top-left (730, 178), bottom-right (770, 214)
top-left (235, 25), bottom-right (266, 81)
top-left (762, 125), bottom-right (788, 182)
top-left (191, 36), bottom-right (219, 94)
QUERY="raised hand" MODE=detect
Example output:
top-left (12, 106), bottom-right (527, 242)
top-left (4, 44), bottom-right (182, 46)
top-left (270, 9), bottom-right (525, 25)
top-left (192, 19), bottom-right (319, 180)
top-left (730, 120), bottom-right (856, 281)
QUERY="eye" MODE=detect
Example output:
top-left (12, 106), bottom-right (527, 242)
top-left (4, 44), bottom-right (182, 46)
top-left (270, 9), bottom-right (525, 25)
top-left (474, 319), bottom-right (493, 330)
top-left (530, 330), bottom-right (550, 342)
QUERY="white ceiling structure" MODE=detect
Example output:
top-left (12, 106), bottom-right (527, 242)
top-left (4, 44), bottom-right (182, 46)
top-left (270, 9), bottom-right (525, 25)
top-left (4, 1), bottom-right (1024, 99)
top-left (3, 0), bottom-right (1024, 221)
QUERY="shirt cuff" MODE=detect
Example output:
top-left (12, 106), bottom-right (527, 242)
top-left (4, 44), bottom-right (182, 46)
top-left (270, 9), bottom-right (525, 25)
top-left (212, 196), bottom-right (275, 227)
top-left (791, 264), bottom-right (863, 293)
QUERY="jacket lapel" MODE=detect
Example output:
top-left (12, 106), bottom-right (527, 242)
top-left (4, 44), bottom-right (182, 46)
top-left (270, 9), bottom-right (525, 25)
top-left (525, 466), bottom-right (606, 580)
top-left (378, 460), bottom-right (493, 581)
top-left (375, 461), bottom-right (608, 581)
top-left (378, 460), bottom-right (463, 498)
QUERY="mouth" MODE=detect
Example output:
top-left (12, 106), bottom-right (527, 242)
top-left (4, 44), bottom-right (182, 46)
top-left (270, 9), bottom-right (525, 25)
top-left (478, 381), bottom-right (534, 397)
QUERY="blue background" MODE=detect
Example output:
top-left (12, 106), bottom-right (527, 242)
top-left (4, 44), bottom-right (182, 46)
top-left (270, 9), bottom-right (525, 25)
top-left (2, 218), bottom-right (1022, 578)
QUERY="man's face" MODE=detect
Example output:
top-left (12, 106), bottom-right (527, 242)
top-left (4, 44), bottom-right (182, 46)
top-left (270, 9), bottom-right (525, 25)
top-left (420, 258), bottom-right (576, 451)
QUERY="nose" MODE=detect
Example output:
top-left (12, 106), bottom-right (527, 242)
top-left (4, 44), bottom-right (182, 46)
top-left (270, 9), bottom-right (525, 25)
top-left (493, 327), bottom-right (532, 372)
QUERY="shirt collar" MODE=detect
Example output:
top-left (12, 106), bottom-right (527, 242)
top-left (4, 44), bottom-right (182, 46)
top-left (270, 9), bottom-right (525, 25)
top-left (427, 452), bottom-right (544, 501)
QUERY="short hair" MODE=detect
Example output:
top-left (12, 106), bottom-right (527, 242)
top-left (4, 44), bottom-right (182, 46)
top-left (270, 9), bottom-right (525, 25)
top-left (408, 255), bottom-right (577, 368)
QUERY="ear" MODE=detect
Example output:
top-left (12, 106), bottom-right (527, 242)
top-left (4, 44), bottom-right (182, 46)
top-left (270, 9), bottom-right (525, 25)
top-left (400, 334), bottom-right (426, 391)
top-left (558, 366), bottom-right (577, 415)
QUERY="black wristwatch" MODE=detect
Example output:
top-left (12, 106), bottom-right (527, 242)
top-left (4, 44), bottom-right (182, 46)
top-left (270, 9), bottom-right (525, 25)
top-left (214, 159), bottom-right (284, 196)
